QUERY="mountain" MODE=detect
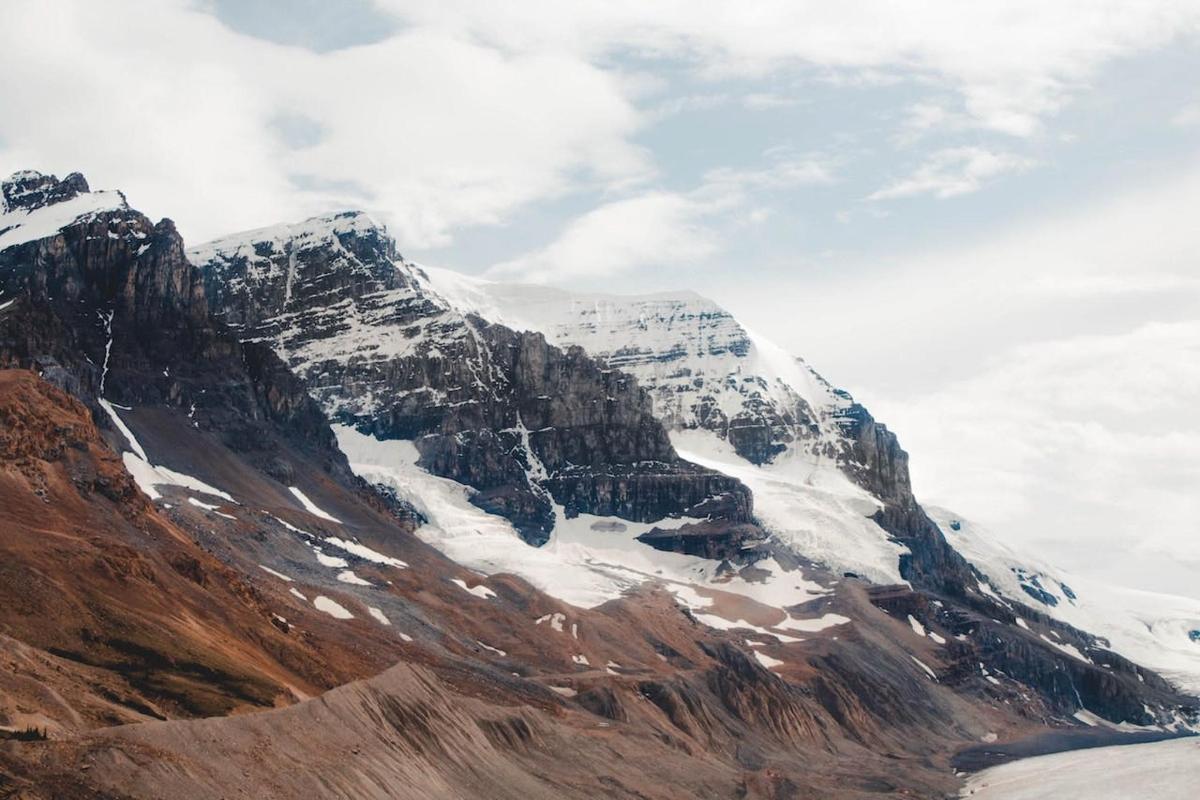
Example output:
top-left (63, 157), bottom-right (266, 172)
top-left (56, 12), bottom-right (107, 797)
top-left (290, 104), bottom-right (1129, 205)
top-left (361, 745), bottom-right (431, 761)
top-left (188, 215), bottom-right (971, 593)
top-left (191, 215), bottom-right (757, 551)
top-left (420, 269), bottom-right (950, 584)
top-left (930, 507), bottom-right (1200, 697)
top-left (0, 172), bottom-right (1195, 798)
top-left (0, 170), bottom-right (421, 726)
top-left (417, 269), bottom-right (1200, 696)
top-left (189, 206), bottom-right (1197, 718)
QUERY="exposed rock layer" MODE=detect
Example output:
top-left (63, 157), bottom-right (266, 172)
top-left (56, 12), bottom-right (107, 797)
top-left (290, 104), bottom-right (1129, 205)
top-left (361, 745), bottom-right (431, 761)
top-left (192, 215), bottom-right (756, 544)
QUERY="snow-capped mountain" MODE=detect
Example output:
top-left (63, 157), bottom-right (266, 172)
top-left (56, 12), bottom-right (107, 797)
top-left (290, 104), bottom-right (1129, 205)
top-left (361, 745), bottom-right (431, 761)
top-left (930, 507), bottom-right (1200, 696)
top-left (2, 171), bottom-right (1197, 799)
top-left (421, 268), bottom-right (923, 583)
top-left (190, 213), bottom-right (760, 552)
top-left (190, 213), bottom-right (970, 591)
top-left (422, 267), bottom-right (1200, 697)
top-left (422, 268), bottom-right (849, 464)
top-left (188, 208), bottom-right (1200, 719)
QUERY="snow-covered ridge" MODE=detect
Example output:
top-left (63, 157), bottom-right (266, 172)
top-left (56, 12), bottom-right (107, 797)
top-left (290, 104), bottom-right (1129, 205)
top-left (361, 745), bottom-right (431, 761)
top-left (0, 188), bottom-right (129, 252)
top-left (187, 210), bottom-right (386, 269)
top-left (419, 264), bottom-right (911, 582)
top-left (930, 506), bottom-right (1200, 695)
top-left (419, 264), bottom-right (852, 455)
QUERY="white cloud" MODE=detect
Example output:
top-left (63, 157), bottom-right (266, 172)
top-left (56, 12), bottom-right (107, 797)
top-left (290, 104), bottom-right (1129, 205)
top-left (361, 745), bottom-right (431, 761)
top-left (1172, 103), bottom-right (1200, 127)
top-left (745, 155), bottom-right (1200, 392)
top-left (0, 0), bottom-right (647, 247)
top-left (487, 192), bottom-right (719, 282)
top-left (2, 0), bottom-right (1196, 250)
top-left (701, 156), bottom-right (835, 192)
top-left (742, 92), bottom-right (799, 110)
top-left (489, 150), bottom-right (835, 282)
top-left (867, 147), bottom-right (1037, 200)
top-left (378, 0), bottom-right (1200, 136)
top-left (884, 321), bottom-right (1200, 597)
top-left (892, 101), bottom-right (973, 145)
top-left (725, 157), bottom-right (1200, 598)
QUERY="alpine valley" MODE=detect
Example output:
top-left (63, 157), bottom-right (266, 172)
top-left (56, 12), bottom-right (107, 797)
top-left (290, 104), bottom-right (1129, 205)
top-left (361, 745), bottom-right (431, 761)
top-left (1, 170), bottom-right (1197, 799)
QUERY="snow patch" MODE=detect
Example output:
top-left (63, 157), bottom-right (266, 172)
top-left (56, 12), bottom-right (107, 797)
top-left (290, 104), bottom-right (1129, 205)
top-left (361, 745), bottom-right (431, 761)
top-left (754, 651), bottom-right (784, 669)
top-left (312, 549), bottom-right (349, 569)
top-left (776, 613), bottom-right (851, 633)
top-left (336, 570), bottom-right (371, 586)
top-left (1039, 634), bottom-right (1092, 664)
top-left (536, 612), bottom-right (567, 632)
top-left (258, 565), bottom-right (294, 582)
top-left (101, 402), bottom-right (238, 505)
top-left (313, 596), bottom-right (354, 619)
top-left (322, 536), bottom-right (407, 568)
top-left (671, 429), bottom-right (907, 584)
top-left (288, 487), bottom-right (341, 523)
top-left (0, 189), bottom-right (128, 251)
top-left (910, 656), bottom-right (938, 680)
top-left (476, 640), bottom-right (506, 656)
top-left (451, 578), bottom-right (497, 600)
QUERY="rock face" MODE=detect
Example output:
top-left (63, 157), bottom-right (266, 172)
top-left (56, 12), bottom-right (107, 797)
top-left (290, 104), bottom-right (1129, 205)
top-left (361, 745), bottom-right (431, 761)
top-left (419, 269), bottom-right (977, 591)
top-left (423, 280), bottom-right (843, 467)
top-left (191, 216), bottom-right (757, 545)
top-left (1, 170), bottom-right (92, 212)
top-left (0, 171), bottom-right (352, 483)
top-left (419, 272), bottom-right (924, 509)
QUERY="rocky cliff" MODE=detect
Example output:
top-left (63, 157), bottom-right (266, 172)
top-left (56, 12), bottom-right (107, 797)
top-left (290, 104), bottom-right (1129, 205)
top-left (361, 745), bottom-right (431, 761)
top-left (0, 171), bottom-right (354, 485)
top-left (191, 215), bottom-right (757, 546)
top-left (420, 269), bottom-right (978, 591)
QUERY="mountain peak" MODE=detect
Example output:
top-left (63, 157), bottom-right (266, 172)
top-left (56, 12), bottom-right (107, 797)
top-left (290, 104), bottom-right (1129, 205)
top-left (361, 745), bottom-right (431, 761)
top-left (2, 170), bottom-right (92, 213)
top-left (0, 171), bottom-right (129, 253)
top-left (189, 209), bottom-right (388, 262)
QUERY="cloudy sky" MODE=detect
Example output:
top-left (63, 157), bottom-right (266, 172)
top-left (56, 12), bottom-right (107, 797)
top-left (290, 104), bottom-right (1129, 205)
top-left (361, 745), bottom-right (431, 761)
top-left (2, 1), bottom-right (1198, 598)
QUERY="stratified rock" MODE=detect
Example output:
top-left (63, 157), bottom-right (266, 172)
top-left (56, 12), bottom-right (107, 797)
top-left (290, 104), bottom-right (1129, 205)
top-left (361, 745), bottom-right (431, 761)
top-left (191, 215), bottom-right (757, 544)
top-left (0, 171), bottom-right (353, 482)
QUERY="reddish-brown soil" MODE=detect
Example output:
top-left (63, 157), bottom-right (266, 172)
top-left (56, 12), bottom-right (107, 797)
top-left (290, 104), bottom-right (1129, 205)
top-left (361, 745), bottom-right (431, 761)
top-left (0, 369), bottom-right (1096, 798)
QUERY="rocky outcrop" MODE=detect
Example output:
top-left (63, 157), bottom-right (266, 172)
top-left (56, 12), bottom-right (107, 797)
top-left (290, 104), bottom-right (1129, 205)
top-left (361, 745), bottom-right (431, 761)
top-left (192, 215), bottom-right (758, 545)
top-left (2, 170), bottom-right (91, 212)
top-left (832, 398), bottom-right (912, 506)
top-left (0, 171), bottom-right (354, 482)
top-left (637, 518), bottom-right (764, 561)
